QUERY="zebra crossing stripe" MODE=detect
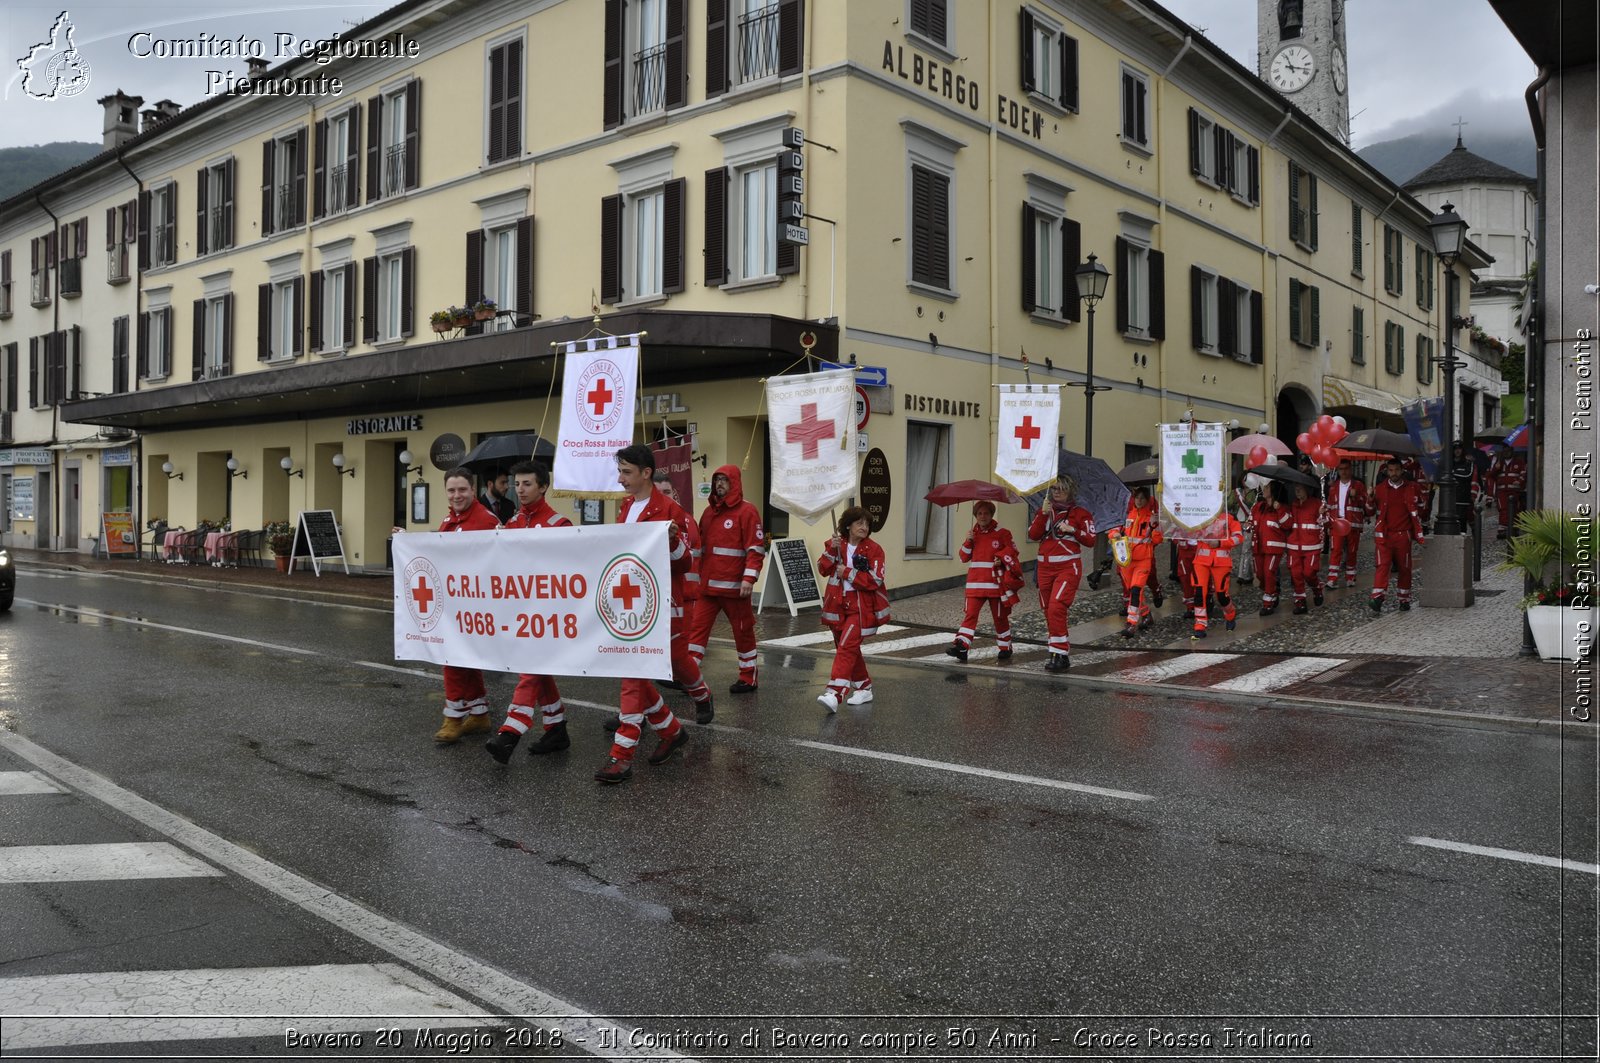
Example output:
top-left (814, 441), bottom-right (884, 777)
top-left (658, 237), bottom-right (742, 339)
top-left (861, 632), bottom-right (958, 655)
top-left (1210, 655), bottom-right (1344, 692)
top-left (763, 624), bottom-right (907, 648)
top-left (1096, 653), bottom-right (1242, 683)
top-left (0, 842), bottom-right (221, 884)
top-left (0, 770), bottom-right (65, 795)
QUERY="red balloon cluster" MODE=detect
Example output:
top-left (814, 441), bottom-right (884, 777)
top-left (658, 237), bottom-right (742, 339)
top-left (1297, 414), bottom-right (1347, 470)
top-left (1246, 444), bottom-right (1270, 469)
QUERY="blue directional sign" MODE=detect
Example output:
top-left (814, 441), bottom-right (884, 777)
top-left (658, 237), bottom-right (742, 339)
top-left (820, 361), bottom-right (888, 388)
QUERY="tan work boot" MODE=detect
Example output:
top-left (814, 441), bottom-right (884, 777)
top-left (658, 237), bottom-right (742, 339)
top-left (433, 715), bottom-right (466, 744)
top-left (458, 713), bottom-right (494, 737)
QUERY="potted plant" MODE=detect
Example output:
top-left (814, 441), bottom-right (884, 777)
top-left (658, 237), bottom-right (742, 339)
top-left (265, 519), bottom-right (295, 574)
top-left (430, 309), bottom-right (454, 334)
top-left (450, 305), bottom-right (474, 329)
top-left (472, 297), bottom-right (498, 322)
top-left (1500, 509), bottom-right (1594, 660)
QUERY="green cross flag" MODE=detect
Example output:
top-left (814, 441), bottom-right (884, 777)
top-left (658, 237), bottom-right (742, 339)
top-left (1181, 448), bottom-right (1205, 474)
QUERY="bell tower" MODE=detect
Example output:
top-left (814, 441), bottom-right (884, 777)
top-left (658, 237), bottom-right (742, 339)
top-left (1258, 0), bottom-right (1350, 144)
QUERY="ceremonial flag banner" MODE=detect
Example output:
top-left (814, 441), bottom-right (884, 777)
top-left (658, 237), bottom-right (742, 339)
top-left (651, 439), bottom-right (695, 516)
top-left (995, 384), bottom-right (1062, 494)
top-left (393, 523), bottom-right (671, 680)
top-left (767, 368), bottom-right (857, 523)
top-left (1158, 421), bottom-right (1227, 530)
top-left (1403, 397), bottom-right (1446, 480)
top-left (552, 336), bottom-right (640, 498)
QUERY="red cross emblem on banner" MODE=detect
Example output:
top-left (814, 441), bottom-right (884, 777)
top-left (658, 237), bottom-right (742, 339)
top-left (785, 402), bottom-right (836, 460)
top-left (586, 377), bottom-right (614, 417)
top-left (611, 573), bottom-right (642, 610)
top-left (411, 576), bottom-right (435, 615)
top-left (1014, 415), bottom-right (1042, 450)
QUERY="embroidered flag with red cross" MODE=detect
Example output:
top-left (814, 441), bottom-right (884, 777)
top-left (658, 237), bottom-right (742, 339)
top-left (766, 367), bottom-right (857, 523)
top-left (995, 384), bottom-right (1062, 495)
top-left (552, 335), bottom-right (641, 498)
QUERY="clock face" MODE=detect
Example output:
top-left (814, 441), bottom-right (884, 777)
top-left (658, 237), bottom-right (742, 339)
top-left (1269, 45), bottom-right (1315, 93)
top-left (1332, 47), bottom-right (1348, 93)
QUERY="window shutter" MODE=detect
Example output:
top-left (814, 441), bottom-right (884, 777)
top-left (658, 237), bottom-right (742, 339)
top-left (313, 118), bottom-right (327, 218)
top-left (4, 343), bottom-right (14, 412)
top-left (1019, 8), bottom-right (1035, 94)
top-left (1020, 204), bottom-right (1037, 314)
top-left (294, 127), bottom-right (309, 224)
top-left (221, 159), bottom-right (235, 248)
top-left (362, 256), bottom-right (378, 343)
top-left (1121, 73), bottom-right (1135, 140)
top-left (1114, 237), bottom-right (1129, 334)
top-left (1062, 217), bottom-right (1081, 322)
top-left (366, 95), bottom-right (383, 202)
top-left (600, 195), bottom-right (623, 304)
top-left (28, 337), bottom-right (38, 409)
top-left (193, 299), bottom-right (206, 380)
top-left (465, 229), bottom-right (484, 336)
top-left (400, 246), bottom-right (415, 336)
top-left (403, 81), bottom-right (421, 191)
top-left (663, 177), bottom-right (687, 294)
top-left (1351, 203), bottom-right (1362, 274)
top-left (1394, 231), bottom-right (1403, 296)
top-left (1214, 125), bottom-right (1230, 187)
top-left (1351, 307), bottom-right (1364, 364)
top-left (76, 219), bottom-right (87, 258)
top-left (70, 325), bottom-right (82, 398)
top-left (258, 283), bottom-right (272, 361)
top-left (1247, 146), bottom-right (1260, 204)
top-left (222, 292), bottom-right (234, 374)
top-left (1415, 247), bottom-right (1425, 308)
top-left (514, 216), bottom-right (534, 321)
top-left (603, 0), bottom-right (624, 129)
top-left (1288, 278), bottom-right (1302, 344)
top-left (1416, 335), bottom-right (1426, 383)
top-left (162, 186), bottom-right (176, 264)
top-left (1397, 326), bottom-right (1405, 375)
top-left (261, 139), bottom-right (276, 235)
top-left (704, 167), bottom-right (728, 287)
top-left (1308, 173), bottom-right (1318, 250)
top-left (930, 170), bottom-right (950, 289)
top-left (1309, 284), bottom-right (1320, 344)
top-left (505, 40), bottom-right (523, 157)
top-left (1060, 35), bottom-right (1078, 110)
top-left (195, 167), bottom-right (209, 256)
top-left (778, 0), bottom-right (804, 76)
top-left (665, 0), bottom-right (687, 110)
top-left (1148, 249), bottom-right (1165, 339)
top-left (1288, 161), bottom-right (1301, 245)
top-left (488, 44), bottom-right (506, 163)
top-left (342, 268), bottom-right (356, 347)
top-left (112, 317), bottom-right (128, 393)
top-left (291, 277), bottom-right (303, 355)
top-left (1189, 266), bottom-right (1203, 347)
top-left (137, 312), bottom-right (149, 378)
top-left (1188, 109), bottom-right (1201, 175)
top-left (309, 274), bottom-right (323, 353)
top-left (706, 0), bottom-right (729, 98)
top-left (911, 168), bottom-right (932, 286)
top-left (1218, 278), bottom-right (1237, 356)
top-left (1250, 290), bottom-right (1264, 364)
top-left (346, 106), bottom-right (362, 209)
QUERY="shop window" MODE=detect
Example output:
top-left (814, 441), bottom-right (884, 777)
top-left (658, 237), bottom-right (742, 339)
top-left (905, 420), bottom-right (952, 555)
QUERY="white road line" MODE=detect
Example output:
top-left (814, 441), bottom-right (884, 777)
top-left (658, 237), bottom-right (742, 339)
top-left (0, 733), bottom-right (697, 1062)
top-left (762, 624), bottom-right (907, 648)
top-left (0, 842), bottom-right (221, 884)
top-left (1210, 655), bottom-right (1345, 692)
top-left (0, 963), bottom-right (490, 1051)
top-left (794, 741), bottom-right (1155, 802)
top-left (1097, 652), bottom-right (1241, 683)
top-left (1407, 836), bottom-right (1600, 876)
top-left (861, 632), bottom-right (957, 655)
top-left (0, 770), bottom-right (65, 795)
top-left (14, 602), bottom-right (319, 656)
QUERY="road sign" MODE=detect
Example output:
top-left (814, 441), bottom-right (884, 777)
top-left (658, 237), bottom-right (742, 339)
top-left (820, 361), bottom-right (888, 388)
top-left (781, 224), bottom-right (810, 245)
top-left (854, 385), bottom-right (871, 431)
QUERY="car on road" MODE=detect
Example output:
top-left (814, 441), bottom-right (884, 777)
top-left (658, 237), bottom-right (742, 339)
top-left (0, 548), bottom-right (13, 611)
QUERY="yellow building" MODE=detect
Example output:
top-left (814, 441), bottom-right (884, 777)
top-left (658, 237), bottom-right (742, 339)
top-left (0, 0), bottom-right (1477, 593)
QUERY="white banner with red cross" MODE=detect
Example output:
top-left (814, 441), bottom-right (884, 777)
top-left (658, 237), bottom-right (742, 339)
top-left (766, 367), bottom-right (858, 523)
top-left (392, 522), bottom-right (670, 679)
top-left (994, 384), bottom-right (1061, 495)
top-left (551, 335), bottom-right (640, 498)
top-left (1158, 421), bottom-right (1227, 531)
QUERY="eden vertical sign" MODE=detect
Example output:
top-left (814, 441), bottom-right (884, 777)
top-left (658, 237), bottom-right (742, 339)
top-left (779, 127), bottom-right (808, 246)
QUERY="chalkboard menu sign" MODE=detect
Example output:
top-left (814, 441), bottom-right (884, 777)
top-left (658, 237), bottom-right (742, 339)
top-left (760, 537), bottom-right (822, 617)
top-left (289, 510), bottom-right (350, 576)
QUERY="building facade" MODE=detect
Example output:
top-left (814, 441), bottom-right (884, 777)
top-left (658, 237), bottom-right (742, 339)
top-left (0, 0), bottom-right (1462, 592)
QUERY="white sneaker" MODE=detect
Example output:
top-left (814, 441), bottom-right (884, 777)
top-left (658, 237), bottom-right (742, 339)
top-left (817, 691), bottom-right (840, 713)
top-left (846, 688), bottom-right (874, 705)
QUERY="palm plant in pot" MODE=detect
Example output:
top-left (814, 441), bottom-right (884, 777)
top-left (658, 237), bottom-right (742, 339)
top-left (1500, 509), bottom-right (1595, 660)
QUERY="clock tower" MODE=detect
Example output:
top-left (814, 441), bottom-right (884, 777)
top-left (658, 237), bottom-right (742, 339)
top-left (1258, 0), bottom-right (1350, 144)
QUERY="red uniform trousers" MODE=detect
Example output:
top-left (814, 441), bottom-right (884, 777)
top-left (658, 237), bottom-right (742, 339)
top-left (441, 666), bottom-right (489, 718)
top-left (1036, 560), bottom-right (1082, 657)
top-left (1191, 559), bottom-right (1236, 630)
top-left (609, 681), bottom-right (683, 763)
top-left (499, 674), bottom-right (563, 737)
top-left (956, 597), bottom-right (1012, 652)
top-left (1372, 537), bottom-right (1416, 603)
top-left (1120, 559), bottom-right (1154, 625)
top-left (1326, 526), bottom-right (1362, 586)
top-left (1495, 487), bottom-right (1522, 534)
top-left (1258, 550), bottom-right (1285, 607)
top-left (827, 618), bottom-right (872, 699)
top-left (1288, 550), bottom-right (1320, 602)
top-left (1176, 544), bottom-right (1199, 608)
top-left (686, 594), bottom-right (758, 685)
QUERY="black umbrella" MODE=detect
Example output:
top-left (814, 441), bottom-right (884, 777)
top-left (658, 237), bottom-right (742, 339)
top-left (1252, 463), bottom-right (1320, 490)
top-left (1116, 457), bottom-right (1160, 485)
top-left (1340, 427), bottom-right (1420, 456)
top-left (1025, 450), bottom-right (1130, 532)
top-left (459, 433), bottom-right (554, 474)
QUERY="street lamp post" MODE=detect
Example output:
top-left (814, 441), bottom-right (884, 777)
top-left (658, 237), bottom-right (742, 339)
top-left (1070, 253), bottom-right (1112, 457)
top-left (1429, 202), bottom-right (1469, 537)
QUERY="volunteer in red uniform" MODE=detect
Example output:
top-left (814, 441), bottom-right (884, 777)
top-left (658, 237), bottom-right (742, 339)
top-left (1371, 457), bottom-right (1426, 612)
top-left (1250, 482), bottom-right (1291, 615)
top-left (687, 465), bottom-right (766, 692)
top-left (1173, 528), bottom-right (1201, 620)
top-left (817, 507), bottom-right (891, 712)
top-left (1490, 445), bottom-right (1527, 538)
top-left (1285, 482), bottom-right (1326, 614)
top-left (946, 500), bottom-right (1020, 662)
top-left (1401, 456), bottom-right (1434, 531)
top-left (1109, 486), bottom-right (1163, 637)
top-left (1324, 460), bottom-right (1372, 588)
top-left (1190, 512), bottom-right (1246, 637)
top-left (593, 446), bottom-right (700, 784)
top-left (417, 467), bottom-right (502, 744)
top-left (1027, 475), bottom-right (1097, 673)
top-left (485, 461), bottom-right (573, 764)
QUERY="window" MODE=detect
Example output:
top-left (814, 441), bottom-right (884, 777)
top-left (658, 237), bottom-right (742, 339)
top-left (1416, 334), bottom-right (1435, 384)
top-left (605, 0), bottom-right (688, 125)
top-left (466, 221), bottom-right (533, 332)
top-left (1230, 135), bottom-right (1259, 204)
top-left (193, 294), bottom-right (233, 380)
top-left (1383, 320), bottom-right (1404, 376)
top-left (633, 188), bottom-right (665, 298)
top-left (1120, 66), bottom-right (1149, 149)
top-left (1189, 110), bottom-right (1216, 182)
top-left (706, 120), bottom-right (800, 288)
top-left (30, 331), bottom-right (77, 408)
top-left (1288, 161), bottom-right (1318, 251)
top-left (910, 164), bottom-right (952, 291)
top-left (1021, 203), bottom-right (1080, 320)
top-left (1415, 246), bottom-right (1436, 310)
top-left (1190, 267), bottom-right (1218, 353)
top-left (362, 248), bottom-right (415, 343)
top-left (195, 160), bottom-right (234, 255)
top-left (30, 233), bottom-right (54, 305)
top-left (1188, 111), bottom-right (1261, 205)
top-left (1350, 202), bottom-right (1363, 277)
top-left (905, 421), bottom-right (952, 554)
top-left (0, 250), bottom-right (11, 316)
top-left (486, 37), bottom-right (523, 163)
top-left (138, 307), bottom-right (173, 379)
top-left (257, 278), bottom-right (303, 361)
top-left (1383, 224), bottom-right (1403, 295)
top-left (106, 201), bottom-right (134, 283)
top-left (1020, 9), bottom-right (1078, 111)
top-left (315, 108), bottom-right (360, 217)
top-left (112, 316), bottom-right (130, 393)
top-left (603, 149), bottom-right (684, 305)
top-left (1230, 281), bottom-right (1263, 364)
top-left (139, 182), bottom-right (177, 269)
top-left (1114, 235), bottom-right (1165, 339)
top-left (311, 265), bottom-right (355, 354)
top-left (910, 0), bottom-right (948, 47)
top-left (3, 342), bottom-right (16, 411)
top-left (704, 0), bottom-right (801, 100)
top-left (366, 81), bottom-right (421, 201)
top-left (1351, 306), bottom-right (1365, 365)
top-left (54, 219), bottom-right (86, 297)
top-left (262, 130), bottom-right (307, 236)
top-left (1288, 278), bottom-right (1320, 347)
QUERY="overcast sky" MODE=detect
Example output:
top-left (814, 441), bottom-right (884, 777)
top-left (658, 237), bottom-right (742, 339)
top-left (1, 0), bottom-right (1540, 151)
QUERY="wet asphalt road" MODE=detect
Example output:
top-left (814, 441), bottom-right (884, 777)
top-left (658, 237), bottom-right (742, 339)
top-left (0, 567), bottom-right (1595, 1060)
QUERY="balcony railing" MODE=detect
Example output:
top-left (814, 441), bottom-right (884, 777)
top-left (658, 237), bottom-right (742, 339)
top-left (277, 186), bottom-right (296, 231)
top-left (632, 43), bottom-right (667, 115)
top-left (383, 145), bottom-right (407, 197)
top-left (738, 2), bottom-right (780, 82)
top-left (328, 165), bottom-right (348, 213)
top-left (58, 257), bottom-right (82, 297)
top-left (30, 271), bottom-right (49, 305)
top-left (209, 206), bottom-right (227, 251)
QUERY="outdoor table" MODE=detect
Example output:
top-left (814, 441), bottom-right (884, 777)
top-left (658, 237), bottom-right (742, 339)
top-left (204, 531), bottom-right (238, 565)
top-left (163, 530), bottom-right (187, 561)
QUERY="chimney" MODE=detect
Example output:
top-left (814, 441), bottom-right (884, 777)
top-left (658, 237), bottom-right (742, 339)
top-left (97, 90), bottom-right (144, 149)
top-left (245, 57), bottom-right (269, 78)
top-left (154, 99), bottom-right (182, 120)
top-left (140, 107), bottom-right (163, 133)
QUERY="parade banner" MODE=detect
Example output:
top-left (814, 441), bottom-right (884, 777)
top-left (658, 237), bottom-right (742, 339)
top-left (1402, 397), bottom-right (1446, 481)
top-left (651, 438), bottom-right (695, 516)
top-left (552, 336), bottom-right (640, 498)
top-left (767, 368), bottom-right (857, 523)
top-left (994, 385), bottom-right (1061, 495)
top-left (1158, 421), bottom-right (1227, 530)
top-left (392, 522), bottom-right (671, 680)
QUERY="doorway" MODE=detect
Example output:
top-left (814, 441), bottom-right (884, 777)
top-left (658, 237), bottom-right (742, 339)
top-left (64, 465), bottom-right (80, 549)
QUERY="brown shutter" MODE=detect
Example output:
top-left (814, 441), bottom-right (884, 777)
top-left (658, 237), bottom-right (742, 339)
top-left (195, 167), bottom-right (208, 256)
top-left (403, 81), bottom-right (421, 190)
top-left (1114, 237), bottom-right (1129, 333)
top-left (346, 105), bottom-right (362, 208)
top-left (137, 312), bottom-right (149, 378)
top-left (366, 94), bottom-right (382, 202)
top-left (1020, 204), bottom-right (1037, 313)
top-left (1215, 125), bottom-right (1230, 186)
top-left (193, 299), bottom-right (206, 379)
top-left (291, 277), bottom-right (303, 355)
top-left (488, 44), bottom-right (506, 162)
top-left (1019, 8), bottom-right (1035, 93)
top-left (28, 337), bottom-right (38, 409)
top-left (400, 246), bottom-right (415, 336)
top-left (704, 167), bottom-right (728, 287)
top-left (221, 159), bottom-right (235, 248)
top-left (1308, 173), bottom-right (1318, 250)
top-left (663, 177), bottom-right (686, 294)
top-left (76, 219), bottom-right (87, 258)
top-left (106, 207), bottom-right (116, 250)
top-left (293, 127), bottom-right (308, 225)
top-left (1288, 161), bottom-right (1301, 244)
top-left (1189, 266), bottom-right (1203, 348)
top-left (515, 216), bottom-right (534, 322)
top-left (1188, 109), bottom-right (1201, 175)
top-left (261, 140), bottom-right (276, 236)
top-left (1247, 146), bottom-right (1260, 203)
top-left (1289, 278), bottom-right (1302, 344)
top-left (342, 268), bottom-right (356, 347)
top-left (778, 0), bottom-right (804, 76)
top-left (136, 192), bottom-right (150, 270)
top-left (929, 170), bottom-right (950, 288)
top-left (465, 229), bottom-right (485, 336)
top-left (665, 0), bottom-right (687, 110)
top-left (313, 118), bottom-right (327, 218)
top-left (505, 40), bottom-right (522, 157)
top-left (1062, 217), bottom-right (1081, 322)
top-left (1218, 278), bottom-right (1237, 356)
top-left (258, 283), bottom-right (272, 361)
top-left (600, 194), bottom-right (623, 304)
top-left (603, 0), bottom-right (624, 129)
top-left (362, 256), bottom-right (378, 343)
top-left (1061, 34), bottom-right (1078, 110)
top-left (222, 292), bottom-right (234, 374)
top-left (309, 272), bottom-right (324, 353)
top-left (706, 0), bottom-right (729, 98)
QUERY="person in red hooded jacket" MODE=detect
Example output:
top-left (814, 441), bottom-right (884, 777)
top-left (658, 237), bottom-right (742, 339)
top-left (1250, 481), bottom-right (1291, 615)
top-left (687, 464), bottom-right (767, 692)
top-left (1285, 482), bottom-right (1326, 614)
top-left (485, 461), bottom-right (574, 764)
top-left (816, 506), bottom-right (891, 712)
top-left (1027, 474), bottom-right (1097, 672)
top-left (1323, 460), bottom-right (1372, 589)
top-left (1108, 486), bottom-right (1163, 637)
top-left (945, 500), bottom-right (1021, 662)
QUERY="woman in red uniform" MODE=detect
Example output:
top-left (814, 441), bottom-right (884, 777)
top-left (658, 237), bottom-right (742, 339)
top-left (817, 507), bottom-right (890, 712)
top-left (426, 467), bottom-right (502, 744)
top-left (1285, 482), bottom-right (1326, 614)
top-left (1250, 482), bottom-right (1291, 615)
top-left (947, 500), bottom-right (1020, 662)
top-left (1109, 486), bottom-right (1163, 637)
top-left (1190, 512), bottom-right (1246, 637)
top-left (1027, 475), bottom-right (1097, 672)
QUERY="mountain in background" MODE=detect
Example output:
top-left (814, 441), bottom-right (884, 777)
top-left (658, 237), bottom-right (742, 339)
top-left (0, 142), bottom-right (103, 203)
top-left (1358, 129), bottom-right (1535, 187)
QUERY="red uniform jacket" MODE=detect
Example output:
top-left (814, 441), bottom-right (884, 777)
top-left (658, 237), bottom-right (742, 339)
top-left (504, 498), bottom-right (572, 530)
top-left (818, 537), bottom-right (891, 635)
top-left (1372, 479), bottom-right (1425, 543)
top-left (1028, 503), bottom-right (1096, 565)
top-left (1251, 501), bottom-right (1290, 553)
top-left (438, 500), bottom-right (501, 533)
top-left (696, 465), bottom-right (767, 597)
top-left (1194, 514), bottom-right (1245, 566)
top-left (1490, 455), bottom-right (1527, 495)
top-left (1285, 497), bottom-right (1324, 552)
top-left (1324, 478), bottom-right (1371, 525)
top-left (618, 486), bottom-right (698, 616)
top-left (959, 521), bottom-right (1020, 599)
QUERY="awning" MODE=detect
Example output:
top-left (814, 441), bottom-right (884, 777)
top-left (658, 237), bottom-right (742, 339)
top-left (1322, 376), bottom-right (1410, 416)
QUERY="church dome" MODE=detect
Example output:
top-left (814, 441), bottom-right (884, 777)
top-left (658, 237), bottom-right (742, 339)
top-left (1404, 137), bottom-right (1534, 190)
